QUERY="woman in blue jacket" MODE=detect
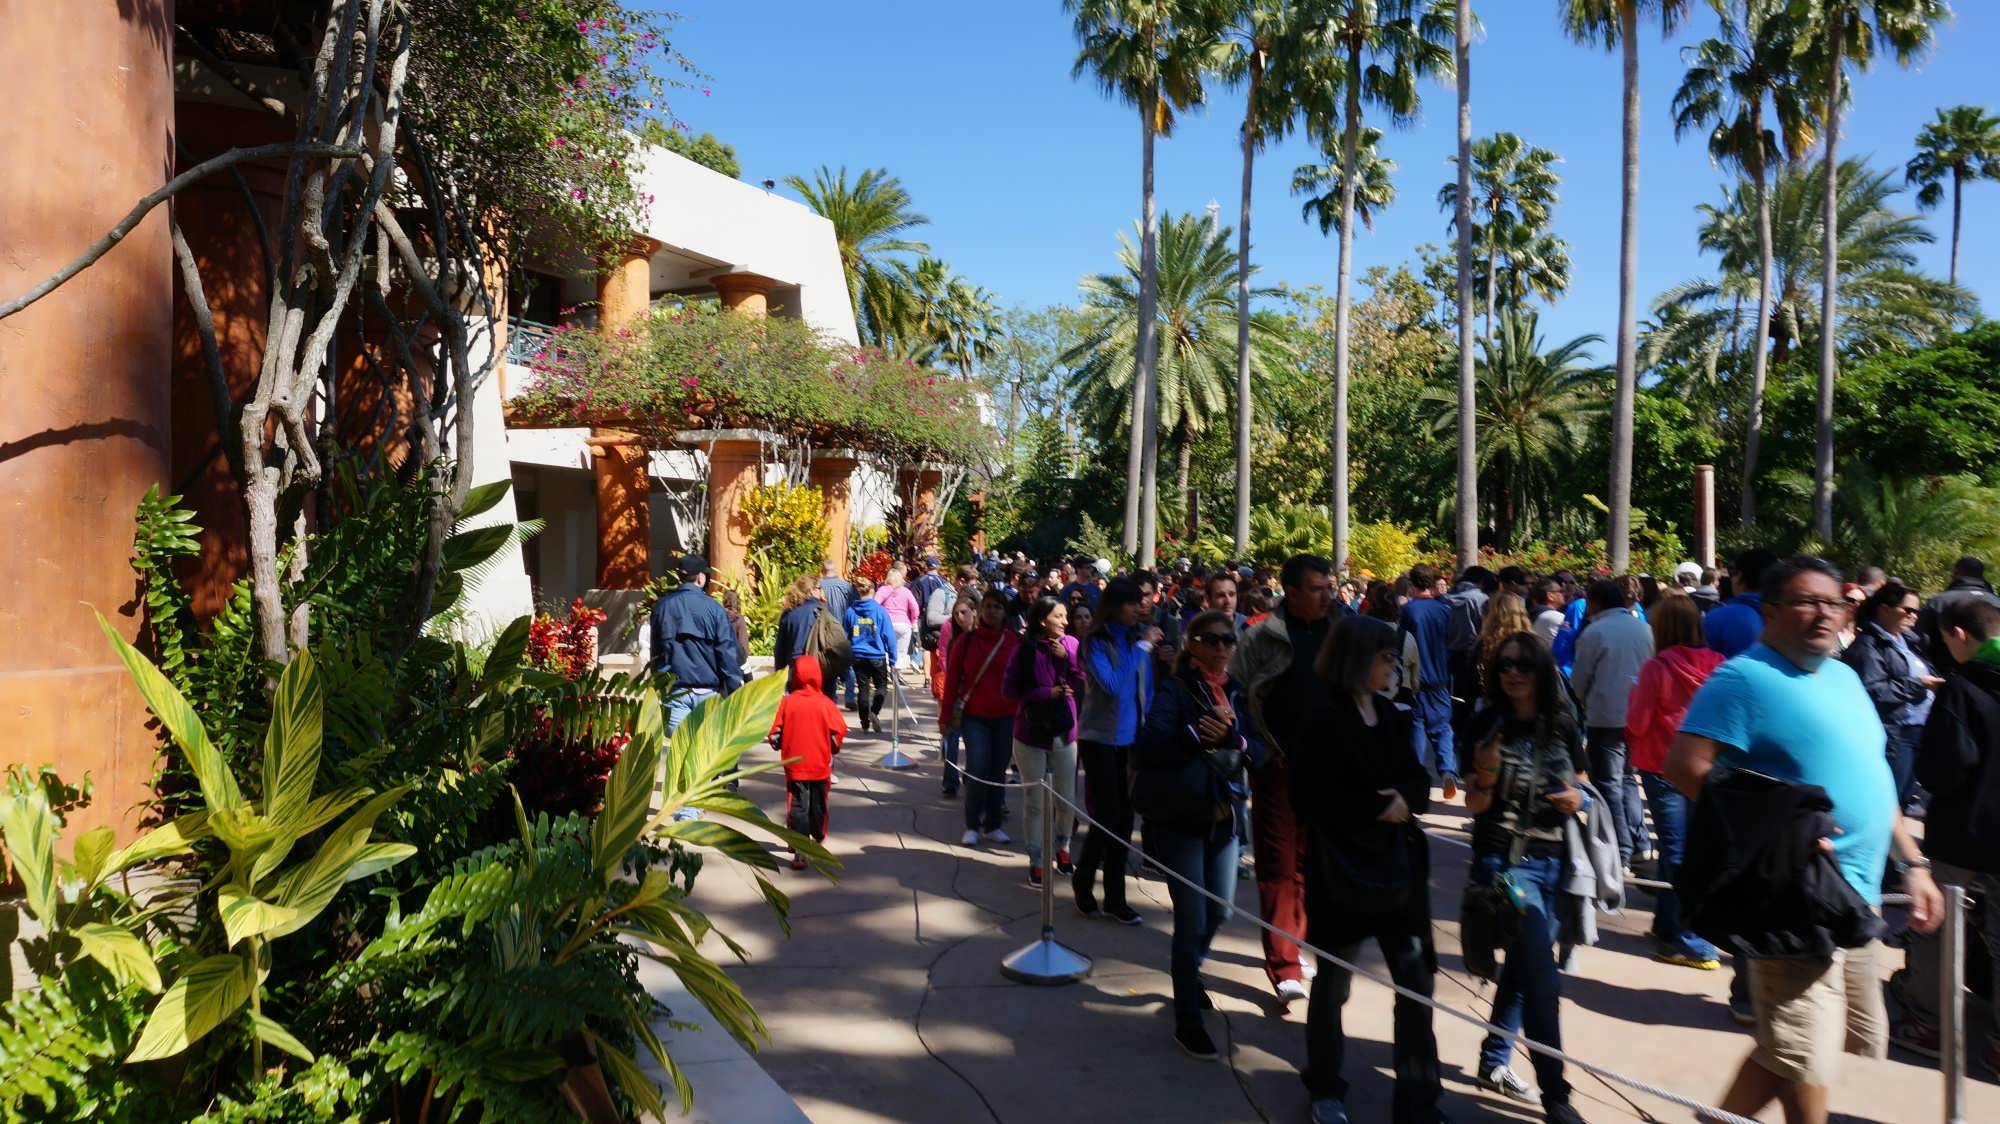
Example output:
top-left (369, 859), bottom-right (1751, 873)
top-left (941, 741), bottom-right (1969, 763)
top-left (1072, 577), bottom-right (1154, 925)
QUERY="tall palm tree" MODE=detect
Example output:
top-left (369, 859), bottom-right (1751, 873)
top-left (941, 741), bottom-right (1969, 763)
top-left (1068, 0), bottom-right (1221, 567)
top-left (1294, 127), bottom-right (1399, 234)
top-left (1453, 0), bottom-right (1478, 568)
top-left (1299, 0), bottom-right (1451, 574)
top-left (1220, 0), bottom-right (1308, 558)
top-left (1438, 132), bottom-right (1564, 339)
top-left (782, 166), bottom-right (931, 344)
top-left (1064, 213), bottom-right (1292, 531)
top-left (1422, 309), bottom-right (1609, 546)
top-left (1671, 0), bottom-right (1816, 527)
top-left (1906, 104), bottom-right (2000, 287)
top-left (1486, 223), bottom-right (1574, 308)
top-left (1799, 0), bottom-right (1949, 540)
top-left (1561, 0), bottom-right (1686, 573)
top-left (1649, 158), bottom-right (1971, 362)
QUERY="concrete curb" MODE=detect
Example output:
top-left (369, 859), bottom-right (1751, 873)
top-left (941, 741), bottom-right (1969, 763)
top-left (638, 953), bottom-right (811, 1124)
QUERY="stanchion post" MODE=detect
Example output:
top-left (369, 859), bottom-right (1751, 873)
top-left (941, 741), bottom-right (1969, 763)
top-left (1942, 882), bottom-right (1967, 1124)
top-left (875, 658), bottom-right (918, 770)
top-left (1000, 777), bottom-right (1092, 985)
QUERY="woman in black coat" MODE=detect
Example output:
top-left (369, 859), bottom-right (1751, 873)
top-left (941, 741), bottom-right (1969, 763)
top-left (1842, 580), bottom-right (1941, 804)
top-left (1291, 614), bottom-right (1443, 1124)
top-left (773, 576), bottom-right (823, 672)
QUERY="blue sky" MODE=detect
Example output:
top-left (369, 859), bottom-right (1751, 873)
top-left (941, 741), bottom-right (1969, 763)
top-left (659, 2), bottom-right (1996, 359)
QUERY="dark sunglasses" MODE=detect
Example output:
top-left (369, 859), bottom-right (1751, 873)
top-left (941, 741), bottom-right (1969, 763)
top-left (1189, 632), bottom-right (1238, 648)
top-left (1494, 656), bottom-right (1536, 675)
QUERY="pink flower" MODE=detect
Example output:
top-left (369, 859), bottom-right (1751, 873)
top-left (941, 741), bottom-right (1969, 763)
top-left (552, 136), bottom-right (567, 148)
top-left (570, 187), bottom-right (586, 201)
top-left (682, 377), bottom-right (699, 389)
top-left (702, 87), bottom-right (712, 97)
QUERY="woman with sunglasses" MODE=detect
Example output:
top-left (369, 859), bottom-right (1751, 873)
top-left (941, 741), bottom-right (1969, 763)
top-left (1292, 615), bottom-right (1443, 1124)
top-left (1134, 609), bottom-right (1249, 1061)
top-left (1843, 580), bottom-right (1941, 807)
top-left (1463, 633), bottom-right (1590, 1124)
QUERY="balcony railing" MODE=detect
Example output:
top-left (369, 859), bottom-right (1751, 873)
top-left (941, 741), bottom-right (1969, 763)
top-left (506, 317), bottom-right (557, 366)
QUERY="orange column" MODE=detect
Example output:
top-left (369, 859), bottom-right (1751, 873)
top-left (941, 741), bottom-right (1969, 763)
top-left (0, 3), bottom-right (175, 840)
top-left (590, 237), bottom-right (660, 589)
top-left (967, 490), bottom-right (988, 557)
top-left (899, 465), bottom-right (946, 559)
top-left (808, 452), bottom-right (859, 574)
top-left (706, 435), bottom-right (769, 581)
top-left (712, 273), bottom-right (774, 317)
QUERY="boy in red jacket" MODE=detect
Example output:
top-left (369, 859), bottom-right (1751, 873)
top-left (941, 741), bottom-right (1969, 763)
top-left (770, 654), bottom-right (846, 870)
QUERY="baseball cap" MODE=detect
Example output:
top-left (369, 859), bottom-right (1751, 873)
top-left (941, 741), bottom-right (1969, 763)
top-left (676, 554), bottom-right (711, 578)
top-left (924, 554), bottom-right (940, 567)
top-left (1674, 561), bottom-right (1702, 584)
top-left (1092, 558), bottom-right (1112, 576)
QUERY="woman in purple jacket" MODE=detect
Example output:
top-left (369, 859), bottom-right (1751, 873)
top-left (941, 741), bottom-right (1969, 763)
top-left (1006, 595), bottom-right (1088, 887)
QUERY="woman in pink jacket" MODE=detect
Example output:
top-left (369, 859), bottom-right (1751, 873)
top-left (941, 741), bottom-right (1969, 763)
top-left (1625, 590), bottom-right (1725, 970)
top-left (877, 565), bottom-right (923, 671)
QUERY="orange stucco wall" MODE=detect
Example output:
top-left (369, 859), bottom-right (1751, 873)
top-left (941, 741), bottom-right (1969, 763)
top-left (0, 2), bottom-right (177, 838)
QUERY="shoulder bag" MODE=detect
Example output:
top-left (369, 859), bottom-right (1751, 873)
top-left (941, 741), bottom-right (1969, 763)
top-left (949, 633), bottom-right (1005, 731)
top-left (1457, 746), bottom-right (1540, 981)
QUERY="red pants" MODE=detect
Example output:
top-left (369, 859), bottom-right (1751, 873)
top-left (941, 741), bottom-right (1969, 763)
top-left (1249, 757), bottom-right (1307, 983)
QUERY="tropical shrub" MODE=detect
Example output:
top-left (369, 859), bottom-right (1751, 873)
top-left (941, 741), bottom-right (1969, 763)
top-left (851, 549), bottom-right (893, 585)
top-left (741, 482), bottom-right (831, 588)
top-left (1347, 520), bottom-right (1424, 579)
top-left (528, 598), bottom-right (607, 679)
top-left (1248, 504), bottom-right (1333, 569)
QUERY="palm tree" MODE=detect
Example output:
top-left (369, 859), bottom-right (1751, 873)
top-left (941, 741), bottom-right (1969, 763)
top-left (1798, 0), bottom-right (1948, 540)
top-left (1294, 127), bottom-right (1398, 234)
top-left (1422, 309), bottom-right (1609, 546)
top-left (1906, 104), bottom-right (2000, 287)
top-left (1649, 158), bottom-right (1971, 362)
top-left (782, 166), bottom-right (931, 344)
top-left (1220, 0), bottom-right (1308, 558)
top-left (1064, 213), bottom-right (1292, 534)
top-left (1561, 0), bottom-right (1685, 573)
top-left (1068, 0), bottom-right (1221, 567)
top-left (1671, 0), bottom-right (1816, 527)
top-left (1299, 0), bottom-right (1452, 574)
top-left (1453, 0), bottom-right (1477, 569)
top-left (1486, 223), bottom-right (1573, 308)
top-left (1437, 132), bottom-right (1563, 340)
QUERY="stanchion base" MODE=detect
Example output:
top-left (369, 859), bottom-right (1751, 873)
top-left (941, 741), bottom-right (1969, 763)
top-left (1000, 937), bottom-right (1092, 985)
top-left (876, 748), bottom-right (920, 770)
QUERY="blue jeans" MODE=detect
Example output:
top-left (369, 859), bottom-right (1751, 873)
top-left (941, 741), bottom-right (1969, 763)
top-left (1147, 820), bottom-right (1239, 1022)
top-left (1886, 722), bottom-right (1923, 806)
top-left (1412, 689), bottom-right (1459, 780)
top-left (1639, 771), bottom-right (1694, 941)
top-left (1475, 852), bottom-right (1571, 1106)
top-left (665, 687), bottom-right (718, 735)
top-left (940, 724), bottom-right (962, 791)
top-left (959, 715), bottom-right (1014, 832)
top-left (1586, 726), bottom-right (1635, 868)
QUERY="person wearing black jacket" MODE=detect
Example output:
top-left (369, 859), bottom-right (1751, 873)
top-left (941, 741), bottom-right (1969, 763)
top-left (1916, 555), bottom-right (2000, 679)
top-left (1134, 610), bottom-right (1249, 1064)
top-left (1292, 615), bottom-right (1443, 1124)
top-left (1892, 595), bottom-right (2000, 1066)
top-left (773, 576), bottom-right (823, 672)
top-left (1842, 581), bottom-right (1941, 805)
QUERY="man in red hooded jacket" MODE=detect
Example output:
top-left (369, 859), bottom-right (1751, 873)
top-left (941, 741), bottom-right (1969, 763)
top-left (770, 654), bottom-right (847, 870)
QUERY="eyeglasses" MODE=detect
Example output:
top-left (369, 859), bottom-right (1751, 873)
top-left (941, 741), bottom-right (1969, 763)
top-left (1779, 597), bottom-right (1850, 616)
top-left (1895, 604), bottom-right (1921, 617)
top-left (1190, 632), bottom-right (1237, 648)
top-left (1494, 656), bottom-right (1535, 675)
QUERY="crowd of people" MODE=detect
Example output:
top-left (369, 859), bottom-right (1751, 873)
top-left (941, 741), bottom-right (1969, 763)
top-left (655, 542), bottom-right (2000, 1124)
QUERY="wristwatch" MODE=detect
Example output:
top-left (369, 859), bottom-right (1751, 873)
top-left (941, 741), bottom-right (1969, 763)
top-left (1893, 855), bottom-right (1933, 875)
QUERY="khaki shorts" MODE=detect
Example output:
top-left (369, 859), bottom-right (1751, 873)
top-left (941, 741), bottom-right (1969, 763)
top-left (1747, 942), bottom-right (1887, 1085)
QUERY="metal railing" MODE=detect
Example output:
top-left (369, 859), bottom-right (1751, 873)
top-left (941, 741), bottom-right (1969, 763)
top-left (505, 317), bottom-right (557, 366)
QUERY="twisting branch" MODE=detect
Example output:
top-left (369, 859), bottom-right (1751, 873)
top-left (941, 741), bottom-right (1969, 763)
top-left (0, 142), bottom-right (363, 324)
top-left (169, 216), bottom-right (244, 479)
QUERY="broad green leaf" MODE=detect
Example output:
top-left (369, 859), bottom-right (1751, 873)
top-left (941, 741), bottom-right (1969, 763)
top-left (127, 953), bottom-right (252, 1062)
top-left (428, 572), bottom-right (464, 618)
top-left (249, 785), bottom-right (371, 886)
top-left (249, 1011), bottom-right (315, 1062)
top-left (658, 818), bottom-right (779, 871)
top-left (265, 786), bottom-right (409, 940)
top-left (585, 1028), bottom-right (669, 1118)
top-left (440, 524), bottom-right (516, 575)
top-left (340, 841), bottom-right (415, 883)
top-left (655, 673), bottom-right (783, 823)
top-left (218, 888), bottom-right (309, 947)
top-left (262, 647), bottom-right (323, 829)
top-left (97, 611), bottom-right (241, 812)
top-left (480, 615), bottom-right (533, 691)
top-left (0, 791), bottom-right (58, 926)
top-left (70, 825), bottom-right (116, 888)
top-left (73, 922), bottom-right (162, 993)
top-left (106, 811), bottom-right (211, 871)
top-left (592, 686), bottom-right (662, 877)
top-left (456, 479), bottom-right (512, 522)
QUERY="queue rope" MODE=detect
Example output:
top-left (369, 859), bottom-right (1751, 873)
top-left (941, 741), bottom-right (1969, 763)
top-left (939, 762), bottom-right (1758, 1124)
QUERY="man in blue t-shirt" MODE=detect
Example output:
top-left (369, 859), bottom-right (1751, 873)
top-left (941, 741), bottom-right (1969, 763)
top-left (1668, 555), bottom-right (1942, 1124)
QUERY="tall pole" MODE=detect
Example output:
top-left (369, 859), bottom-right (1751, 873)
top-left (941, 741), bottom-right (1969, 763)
top-left (1606, 4), bottom-right (1640, 574)
top-left (1137, 95), bottom-right (1162, 570)
top-left (1453, 0), bottom-right (1477, 568)
top-left (1943, 882), bottom-right (1967, 1124)
top-left (1233, 56), bottom-right (1259, 560)
top-left (1694, 464), bottom-right (1715, 572)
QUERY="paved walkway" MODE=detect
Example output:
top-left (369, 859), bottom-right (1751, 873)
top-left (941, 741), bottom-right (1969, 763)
top-left (679, 673), bottom-right (1998, 1124)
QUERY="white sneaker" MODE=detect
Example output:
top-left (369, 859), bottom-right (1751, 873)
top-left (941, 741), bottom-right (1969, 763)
top-left (1475, 1063), bottom-right (1537, 1103)
top-left (1301, 960), bottom-right (1318, 982)
top-left (960, 829), bottom-right (980, 846)
top-left (984, 828), bottom-right (1012, 845)
top-left (1275, 978), bottom-right (1309, 1004)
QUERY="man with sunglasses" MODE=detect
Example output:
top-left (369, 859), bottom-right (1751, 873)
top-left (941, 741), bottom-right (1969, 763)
top-left (1230, 554), bottom-right (1340, 1004)
top-left (1667, 555), bottom-right (1943, 1124)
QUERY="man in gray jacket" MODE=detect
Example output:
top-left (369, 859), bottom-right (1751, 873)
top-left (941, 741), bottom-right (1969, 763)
top-left (1571, 578), bottom-right (1654, 869)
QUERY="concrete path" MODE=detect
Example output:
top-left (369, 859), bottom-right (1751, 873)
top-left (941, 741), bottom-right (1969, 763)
top-left (677, 673), bottom-right (1999, 1124)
